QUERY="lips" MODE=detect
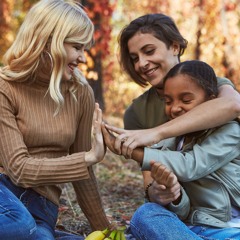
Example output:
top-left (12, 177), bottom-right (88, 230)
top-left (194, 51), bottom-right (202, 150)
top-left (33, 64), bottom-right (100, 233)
top-left (68, 63), bottom-right (78, 72)
top-left (143, 66), bottom-right (159, 76)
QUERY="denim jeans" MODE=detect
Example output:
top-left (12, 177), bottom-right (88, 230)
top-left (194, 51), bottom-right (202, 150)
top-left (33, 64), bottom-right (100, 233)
top-left (130, 203), bottom-right (240, 240)
top-left (0, 174), bottom-right (84, 240)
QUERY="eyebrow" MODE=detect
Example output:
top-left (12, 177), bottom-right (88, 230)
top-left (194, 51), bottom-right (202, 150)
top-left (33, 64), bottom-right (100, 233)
top-left (141, 43), bottom-right (155, 49)
top-left (129, 44), bottom-right (155, 55)
top-left (164, 92), bottom-right (195, 98)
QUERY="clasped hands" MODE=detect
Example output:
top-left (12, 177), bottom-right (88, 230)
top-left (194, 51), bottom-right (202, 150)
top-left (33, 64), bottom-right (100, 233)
top-left (101, 123), bottom-right (181, 205)
top-left (101, 123), bottom-right (161, 159)
top-left (149, 162), bottom-right (181, 206)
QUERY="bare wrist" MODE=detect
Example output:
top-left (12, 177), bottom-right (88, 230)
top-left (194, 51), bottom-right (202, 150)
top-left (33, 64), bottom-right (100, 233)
top-left (131, 147), bottom-right (144, 165)
top-left (155, 125), bottom-right (165, 142)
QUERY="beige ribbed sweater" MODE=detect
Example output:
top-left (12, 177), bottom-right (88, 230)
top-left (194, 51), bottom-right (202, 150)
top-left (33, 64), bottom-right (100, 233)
top-left (0, 77), bottom-right (109, 230)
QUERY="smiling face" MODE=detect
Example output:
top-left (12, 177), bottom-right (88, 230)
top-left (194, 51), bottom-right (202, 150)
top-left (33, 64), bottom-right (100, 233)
top-left (62, 42), bottom-right (86, 81)
top-left (128, 32), bottom-right (180, 95)
top-left (164, 74), bottom-right (208, 120)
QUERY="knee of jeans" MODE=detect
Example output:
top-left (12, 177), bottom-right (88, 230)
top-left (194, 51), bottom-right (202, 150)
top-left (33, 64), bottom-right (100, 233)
top-left (10, 210), bottom-right (37, 236)
top-left (1, 213), bottom-right (36, 240)
top-left (19, 224), bottom-right (37, 239)
top-left (131, 203), bottom-right (174, 226)
top-left (131, 203), bottom-right (155, 226)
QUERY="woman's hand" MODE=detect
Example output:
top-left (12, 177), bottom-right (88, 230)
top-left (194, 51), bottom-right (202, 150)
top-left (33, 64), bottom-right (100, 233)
top-left (85, 103), bottom-right (106, 166)
top-left (101, 123), bottom-right (121, 155)
top-left (148, 162), bottom-right (181, 205)
top-left (102, 124), bottom-right (144, 164)
top-left (104, 124), bottom-right (162, 158)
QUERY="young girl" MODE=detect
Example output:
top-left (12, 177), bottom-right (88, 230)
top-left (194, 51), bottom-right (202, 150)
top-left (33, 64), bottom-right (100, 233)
top-left (0, 0), bottom-right (110, 239)
top-left (103, 60), bottom-right (240, 239)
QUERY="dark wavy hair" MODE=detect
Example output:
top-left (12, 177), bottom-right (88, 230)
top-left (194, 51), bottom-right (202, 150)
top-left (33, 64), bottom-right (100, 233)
top-left (163, 60), bottom-right (218, 97)
top-left (118, 13), bottom-right (188, 87)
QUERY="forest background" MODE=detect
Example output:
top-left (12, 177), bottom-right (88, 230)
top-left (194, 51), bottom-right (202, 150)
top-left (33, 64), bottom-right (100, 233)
top-left (0, 0), bottom-right (240, 236)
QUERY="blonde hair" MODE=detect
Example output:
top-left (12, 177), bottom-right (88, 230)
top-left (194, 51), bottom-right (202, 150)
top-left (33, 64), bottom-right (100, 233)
top-left (0, 0), bottom-right (94, 111)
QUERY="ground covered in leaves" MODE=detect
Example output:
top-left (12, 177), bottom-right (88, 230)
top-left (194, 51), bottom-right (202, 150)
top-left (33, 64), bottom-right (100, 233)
top-left (56, 150), bottom-right (145, 238)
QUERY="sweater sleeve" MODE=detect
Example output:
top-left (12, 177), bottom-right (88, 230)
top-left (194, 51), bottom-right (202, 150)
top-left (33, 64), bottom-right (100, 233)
top-left (69, 84), bottom-right (95, 153)
top-left (0, 80), bottom-right (90, 187)
top-left (69, 85), bottom-right (110, 230)
top-left (72, 167), bottom-right (111, 230)
top-left (142, 122), bottom-right (240, 182)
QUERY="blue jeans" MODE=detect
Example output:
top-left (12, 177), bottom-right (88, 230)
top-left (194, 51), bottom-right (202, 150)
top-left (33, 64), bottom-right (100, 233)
top-left (130, 203), bottom-right (240, 240)
top-left (0, 174), bottom-right (84, 240)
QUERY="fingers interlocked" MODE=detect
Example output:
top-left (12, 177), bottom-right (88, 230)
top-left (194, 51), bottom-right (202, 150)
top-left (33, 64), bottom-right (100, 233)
top-left (121, 137), bottom-right (128, 143)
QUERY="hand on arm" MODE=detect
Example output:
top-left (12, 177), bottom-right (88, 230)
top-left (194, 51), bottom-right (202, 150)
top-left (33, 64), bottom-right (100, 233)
top-left (102, 123), bottom-right (144, 164)
top-left (218, 85), bottom-right (240, 120)
top-left (158, 85), bottom-right (240, 140)
top-left (85, 103), bottom-right (106, 166)
top-left (147, 162), bottom-right (181, 206)
top-left (102, 123), bottom-right (182, 205)
top-left (150, 161), bottom-right (178, 188)
top-left (105, 85), bottom-right (240, 151)
top-left (104, 124), bottom-right (159, 157)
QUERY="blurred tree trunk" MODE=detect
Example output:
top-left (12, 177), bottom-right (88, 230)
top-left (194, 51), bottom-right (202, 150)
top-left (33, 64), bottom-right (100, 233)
top-left (194, 0), bottom-right (204, 60)
top-left (80, 0), bottom-right (105, 111)
top-left (220, 2), bottom-right (235, 82)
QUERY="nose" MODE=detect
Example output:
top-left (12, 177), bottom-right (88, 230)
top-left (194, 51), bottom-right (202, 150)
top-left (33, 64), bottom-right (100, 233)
top-left (77, 50), bottom-right (86, 64)
top-left (138, 55), bottom-right (149, 70)
top-left (171, 102), bottom-right (183, 118)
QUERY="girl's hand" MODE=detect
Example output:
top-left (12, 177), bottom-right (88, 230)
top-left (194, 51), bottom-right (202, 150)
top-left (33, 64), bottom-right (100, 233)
top-left (148, 161), bottom-right (181, 205)
top-left (148, 180), bottom-right (181, 206)
top-left (85, 103), bottom-right (106, 166)
top-left (150, 161), bottom-right (178, 188)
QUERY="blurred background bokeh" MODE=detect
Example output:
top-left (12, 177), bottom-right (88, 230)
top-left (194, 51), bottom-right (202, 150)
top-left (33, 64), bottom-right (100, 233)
top-left (1, 0), bottom-right (240, 125)
top-left (1, 1), bottom-right (240, 233)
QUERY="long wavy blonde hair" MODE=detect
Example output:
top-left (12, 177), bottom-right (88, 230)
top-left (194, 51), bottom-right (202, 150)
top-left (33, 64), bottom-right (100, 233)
top-left (0, 0), bottom-right (94, 111)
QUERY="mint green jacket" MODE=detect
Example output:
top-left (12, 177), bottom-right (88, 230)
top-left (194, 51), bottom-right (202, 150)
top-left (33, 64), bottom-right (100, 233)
top-left (142, 121), bottom-right (240, 228)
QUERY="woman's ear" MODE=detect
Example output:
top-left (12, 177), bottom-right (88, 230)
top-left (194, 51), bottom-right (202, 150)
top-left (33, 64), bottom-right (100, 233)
top-left (172, 42), bottom-right (180, 56)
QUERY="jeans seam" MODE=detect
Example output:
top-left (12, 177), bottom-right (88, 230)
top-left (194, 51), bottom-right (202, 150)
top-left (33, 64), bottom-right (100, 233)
top-left (0, 204), bottom-right (10, 214)
top-left (130, 222), bottom-right (148, 240)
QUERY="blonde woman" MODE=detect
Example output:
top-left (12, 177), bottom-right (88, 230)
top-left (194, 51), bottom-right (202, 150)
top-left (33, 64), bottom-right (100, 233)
top-left (0, 0), bottom-right (110, 239)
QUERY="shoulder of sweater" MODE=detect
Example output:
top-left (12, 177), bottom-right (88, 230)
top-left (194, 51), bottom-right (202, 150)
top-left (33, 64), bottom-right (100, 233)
top-left (0, 77), bottom-right (9, 87)
top-left (74, 82), bottom-right (94, 99)
top-left (0, 77), bottom-right (13, 93)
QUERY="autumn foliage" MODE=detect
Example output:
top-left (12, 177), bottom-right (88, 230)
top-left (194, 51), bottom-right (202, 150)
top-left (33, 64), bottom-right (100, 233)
top-left (0, 0), bottom-right (239, 119)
